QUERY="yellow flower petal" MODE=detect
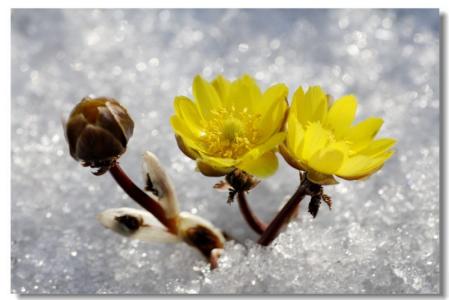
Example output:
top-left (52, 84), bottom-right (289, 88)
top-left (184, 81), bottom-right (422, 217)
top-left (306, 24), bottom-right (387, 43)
top-left (374, 149), bottom-right (395, 162)
top-left (308, 148), bottom-right (345, 175)
top-left (293, 86), bottom-right (328, 126)
top-left (225, 74), bottom-right (261, 112)
top-left (335, 155), bottom-right (372, 178)
top-left (358, 138), bottom-right (396, 157)
top-left (279, 143), bottom-right (306, 171)
top-left (286, 113), bottom-right (305, 157)
top-left (345, 150), bottom-right (395, 180)
top-left (256, 83), bottom-right (288, 116)
top-left (289, 86), bottom-right (302, 123)
top-left (211, 75), bottom-right (231, 102)
top-left (301, 122), bottom-right (331, 161)
top-left (325, 95), bottom-right (357, 138)
top-left (238, 151), bottom-right (278, 178)
top-left (336, 150), bottom-right (394, 179)
top-left (258, 97), bottom-right (288, 142)
top-left (173, 96), bottom-right (203, 135)
top-left (170, 116), bottom-right (210, 155)
top-left (196, 160), bottom-right (231, 177)
top-left (170, 115), bottom-right (200, 141)
top-left (327, 140), bottom-right (351, 156)
top-left (175, 135), bottom-right (200, 160)
top-left (242, 132), bottom-right (286, 161)
top-left (200, 154), bottom-right (239, 168)
top-left (345, 117), bottom-right (384, 153)
top-left (193, 75), bottom-right (221, 119)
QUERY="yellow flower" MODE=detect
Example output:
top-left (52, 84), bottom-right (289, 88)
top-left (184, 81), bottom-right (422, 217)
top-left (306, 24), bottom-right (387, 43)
top-left (170, 74), bottom-right (288, 178)
top-left (280, 86), bottom-right (396, 185)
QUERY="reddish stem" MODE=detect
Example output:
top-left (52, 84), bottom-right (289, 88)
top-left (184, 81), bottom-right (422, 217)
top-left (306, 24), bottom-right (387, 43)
top-left (237, 191), bottom-right (267, 235)
top-left (109, 163), bottom-right (174, 232)
top-left (258, 180), bottom-right (312, 246)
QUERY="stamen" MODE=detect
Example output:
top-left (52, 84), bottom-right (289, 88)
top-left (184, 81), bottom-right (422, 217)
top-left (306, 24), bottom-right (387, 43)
top-left (200, 106), bottom-right (261, 159)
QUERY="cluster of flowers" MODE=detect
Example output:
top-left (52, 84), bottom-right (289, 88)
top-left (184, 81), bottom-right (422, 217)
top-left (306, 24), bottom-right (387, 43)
top-left (173, 75), bottom-right (395, 185)
top-left (64, 74), bottom-right (395, 267)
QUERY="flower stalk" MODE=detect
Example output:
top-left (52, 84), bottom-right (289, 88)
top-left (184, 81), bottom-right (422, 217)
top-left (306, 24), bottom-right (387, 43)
top-left (236, 191), bottom-right (267, 234)
top-left (258, 173), bottom-right (322, 246)
top-left (108, 162), bottom-right (177, 233)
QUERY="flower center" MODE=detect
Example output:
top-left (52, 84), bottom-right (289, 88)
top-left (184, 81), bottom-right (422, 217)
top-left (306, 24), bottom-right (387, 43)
top-left (222, 118), bottom-right (244, 142)
top-left (201, 107), bottom-right (261, 159)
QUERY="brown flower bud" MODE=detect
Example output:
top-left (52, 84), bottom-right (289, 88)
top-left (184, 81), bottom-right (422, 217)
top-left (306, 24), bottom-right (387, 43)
top-left (64, 96), bottom-right (134, 175)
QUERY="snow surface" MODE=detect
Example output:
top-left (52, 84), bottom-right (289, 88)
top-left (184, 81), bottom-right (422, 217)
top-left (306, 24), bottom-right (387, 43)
top-left (11, 9), bottom-right (439, 294)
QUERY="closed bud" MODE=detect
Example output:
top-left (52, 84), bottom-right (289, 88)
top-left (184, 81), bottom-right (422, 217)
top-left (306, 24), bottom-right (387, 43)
top-left (97, 207), bottom-right (180, 243)
top-left (64, 97), bottom-right (134, 175)
top-left (177, 212), bottom-right (225, 258)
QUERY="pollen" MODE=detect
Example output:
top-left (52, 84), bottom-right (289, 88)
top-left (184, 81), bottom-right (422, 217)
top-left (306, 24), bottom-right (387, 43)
top-left (201, 106), bottom-right (261, 159)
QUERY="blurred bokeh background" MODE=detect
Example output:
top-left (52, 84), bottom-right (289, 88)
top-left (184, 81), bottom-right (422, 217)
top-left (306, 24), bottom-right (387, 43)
top-left (11, 9), bottom-right (439, 294)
